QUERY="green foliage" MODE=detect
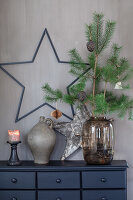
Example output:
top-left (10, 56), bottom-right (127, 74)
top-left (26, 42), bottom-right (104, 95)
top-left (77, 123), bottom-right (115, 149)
top-left (105, 91), bottom-right (133, 119)
top-left (86, 13), bottom-right (116, 55)
top-left (69, 77), bottom-right (86, 96)
top-left (42, 12), bottom-right (133, 120)
top-left (42, 84), bottom-right (63, 102)
top-left (94, 94), bottom-right (109, 114)
top-left (99, 20), bottom-right (116, 54)
top-left (102, 63), bottom-right (118, 83)
top-left (86, 13), bottom-right (104, 54)
top-left (86, 91), bottom-right (133, 119)
top-left (102, 44), bottom-right (133, 87)
top-left (63, 94), bottom-right (76, 105)
top-left (88, 52), bottom-right (96, 69)
top-left (69, 49), bottom-right (88, 77)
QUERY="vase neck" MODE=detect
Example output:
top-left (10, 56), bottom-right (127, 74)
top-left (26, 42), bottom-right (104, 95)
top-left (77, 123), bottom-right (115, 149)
top-left (39, 116), bottom-right (45, 122)
top-left (90, 117), bottom-right (106, 121)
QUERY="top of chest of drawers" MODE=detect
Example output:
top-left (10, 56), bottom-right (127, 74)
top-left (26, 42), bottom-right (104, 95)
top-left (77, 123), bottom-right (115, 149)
top-left (0, 160), bottom-right (128, 172)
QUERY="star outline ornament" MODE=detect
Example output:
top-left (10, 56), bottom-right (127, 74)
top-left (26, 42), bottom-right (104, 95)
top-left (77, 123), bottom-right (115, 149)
top-left (0, 28), bottom-right (89, 123)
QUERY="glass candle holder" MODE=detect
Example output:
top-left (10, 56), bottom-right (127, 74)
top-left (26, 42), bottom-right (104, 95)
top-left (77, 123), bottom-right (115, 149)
top-left (8, 130), bottom-right (20, 142)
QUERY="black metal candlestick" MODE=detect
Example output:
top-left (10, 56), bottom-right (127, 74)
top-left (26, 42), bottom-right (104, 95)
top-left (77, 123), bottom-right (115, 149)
top-left (7, 141), bottom-right (21, 166)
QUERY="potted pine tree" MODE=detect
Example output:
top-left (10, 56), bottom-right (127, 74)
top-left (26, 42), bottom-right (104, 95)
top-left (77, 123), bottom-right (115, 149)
top-left (42, 13), bottom-right (133, 164)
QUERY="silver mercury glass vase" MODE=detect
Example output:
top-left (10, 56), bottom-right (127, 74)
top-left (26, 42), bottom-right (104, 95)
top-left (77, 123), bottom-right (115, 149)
top-left (82, 117), bottom-right (114, 164)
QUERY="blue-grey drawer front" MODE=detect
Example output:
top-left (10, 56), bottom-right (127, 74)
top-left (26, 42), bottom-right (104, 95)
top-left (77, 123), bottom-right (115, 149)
top-left (0, 172), bottom-right (35, 189)
top-left (38, 190), bottom-right (80, 200)
top-left (82, 171), bottom-right (126, 188)
top-left (38, 172), bottom-right (80, 188)
top-left (0, 191), bottom-right (35, 200)
top-left (83, 190), bottom-right (126, 200)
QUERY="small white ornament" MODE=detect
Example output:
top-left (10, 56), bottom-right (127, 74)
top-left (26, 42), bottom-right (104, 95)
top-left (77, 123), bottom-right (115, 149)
top-left (114, 82), bottom-right (122, 89)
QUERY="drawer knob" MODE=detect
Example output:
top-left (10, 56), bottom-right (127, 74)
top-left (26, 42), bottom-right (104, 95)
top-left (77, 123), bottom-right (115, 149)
top-left (101, 197), bottom-right (107, 200)
top-left (56, 197), bottom-right (62, 200)
top-left (56, 178), bottom-right (61, 183)
top-left (11, 178), bottom-right (18, 183)
top-left (11, 197), bottom-right (17, 200)
top-left (101, 178), bottom-right (107, 182)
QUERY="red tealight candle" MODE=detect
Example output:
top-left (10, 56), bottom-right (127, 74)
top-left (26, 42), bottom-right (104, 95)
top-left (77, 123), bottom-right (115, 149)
top-left (8, 130), bottom-right (20, 142)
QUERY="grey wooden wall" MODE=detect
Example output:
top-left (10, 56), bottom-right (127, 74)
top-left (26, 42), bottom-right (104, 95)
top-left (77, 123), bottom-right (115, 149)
top-left (0, 0), bottom-right (133, 199)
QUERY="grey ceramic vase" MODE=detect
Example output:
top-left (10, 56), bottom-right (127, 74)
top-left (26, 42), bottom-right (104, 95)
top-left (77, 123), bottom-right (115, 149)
top-left (27, 116), bottom-right (56, 164)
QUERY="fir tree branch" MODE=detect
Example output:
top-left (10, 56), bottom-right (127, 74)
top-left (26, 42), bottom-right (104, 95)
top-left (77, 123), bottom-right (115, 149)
top-left (91, 13), bottom-right (104, 54)
top-left (42, 83), bottom-right (63, 103)
top-left (42, 13), bottom-right (133, 120)
top-left (86, 24), bottom-right (93, 41)
top-left (99, 21), bottom-right (116, 54)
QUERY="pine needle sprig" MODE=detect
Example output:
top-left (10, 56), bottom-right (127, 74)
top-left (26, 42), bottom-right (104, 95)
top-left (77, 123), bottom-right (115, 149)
top-left (42, 83), bottom-right (63, 103)
top-left (69, 78), bottom-right (86, 95)
top-left (88, 52), bottom-right (96, 69)
top-left (112, 43), bottom-right (122, 58)
top-left (69, 49), bottom-right (88, 77)
top-left (92, 13), bottom-right (104, 54)
top-left (85, 24), bottom-right (93, 42)
top-left (105, 93), bottom-right (133, 119)
top-left (86, 13), bottom-right (104, 54)
top-left (108, 44), bottom-right (122, 66)
top-left (63, 94), bottom-right (77, 105)
top-left (94, 93), bottom-right (109, 115)
top-left (99, 20), bottom-right (116, 54)
top-left (102, 64), bottom-right (118, 84)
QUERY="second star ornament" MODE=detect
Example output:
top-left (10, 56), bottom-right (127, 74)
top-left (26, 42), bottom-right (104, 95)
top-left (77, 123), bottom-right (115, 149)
top-left (54, 105), bottom-right (90, 160)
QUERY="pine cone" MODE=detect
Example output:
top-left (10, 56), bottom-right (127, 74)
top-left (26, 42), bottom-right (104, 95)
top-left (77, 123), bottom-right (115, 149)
top-left (87, 40), bottom-right (95, 52)
top-left (77, 91), bottom-right (87, 102)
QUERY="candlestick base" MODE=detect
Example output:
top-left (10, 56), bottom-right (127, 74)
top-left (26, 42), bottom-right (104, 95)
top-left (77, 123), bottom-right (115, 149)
top-left (7, 141), bottom-right (21, 166)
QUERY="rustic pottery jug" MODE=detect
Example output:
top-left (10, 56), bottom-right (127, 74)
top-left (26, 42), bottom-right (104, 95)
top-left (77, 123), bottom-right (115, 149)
top-left (27, 116), bottom-right (56, 164)
top-left (82, 117), bottom-right (114, 164)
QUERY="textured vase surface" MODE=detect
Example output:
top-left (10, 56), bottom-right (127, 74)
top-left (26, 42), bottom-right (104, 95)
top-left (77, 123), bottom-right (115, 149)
top-left (27, 116), bottom-right (56, 164)
top-left (82, 117), bottom-right (114, 164)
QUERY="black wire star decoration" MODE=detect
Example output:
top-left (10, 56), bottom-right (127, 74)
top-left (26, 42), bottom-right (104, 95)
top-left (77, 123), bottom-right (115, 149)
top-left (0, 28), bottom-right (90, 123)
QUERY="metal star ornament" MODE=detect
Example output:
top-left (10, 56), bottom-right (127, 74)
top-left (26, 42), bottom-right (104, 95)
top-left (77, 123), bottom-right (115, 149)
top-left (54, 105), bottom-right (90, 160)
top-left (0, 28), bottom-right (90, 123)
top-left (0, 28), bottom-right (73, 123)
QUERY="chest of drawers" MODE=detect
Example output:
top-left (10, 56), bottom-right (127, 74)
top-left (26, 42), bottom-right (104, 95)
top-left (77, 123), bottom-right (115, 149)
top-left (0, 160), bottom-right (128, 200)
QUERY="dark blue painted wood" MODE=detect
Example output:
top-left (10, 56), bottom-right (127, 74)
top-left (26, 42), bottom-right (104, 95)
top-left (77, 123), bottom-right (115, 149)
top-left (0, 160), bottom-right (128, 171)
top-left (0, 160), bottom-right (127, 200)
top-left (82, 171), bottom-right (126, 189)
top-left (38, 172), bottom-right (80, 189)
top-left (0, 191), bottom-right (35, 200)
top-left (38, 190), bottom-right (80, 200)
top-left (83, 190), bottom-right (126, 200)
top-left (0, 172), bottom-right (35, 189)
